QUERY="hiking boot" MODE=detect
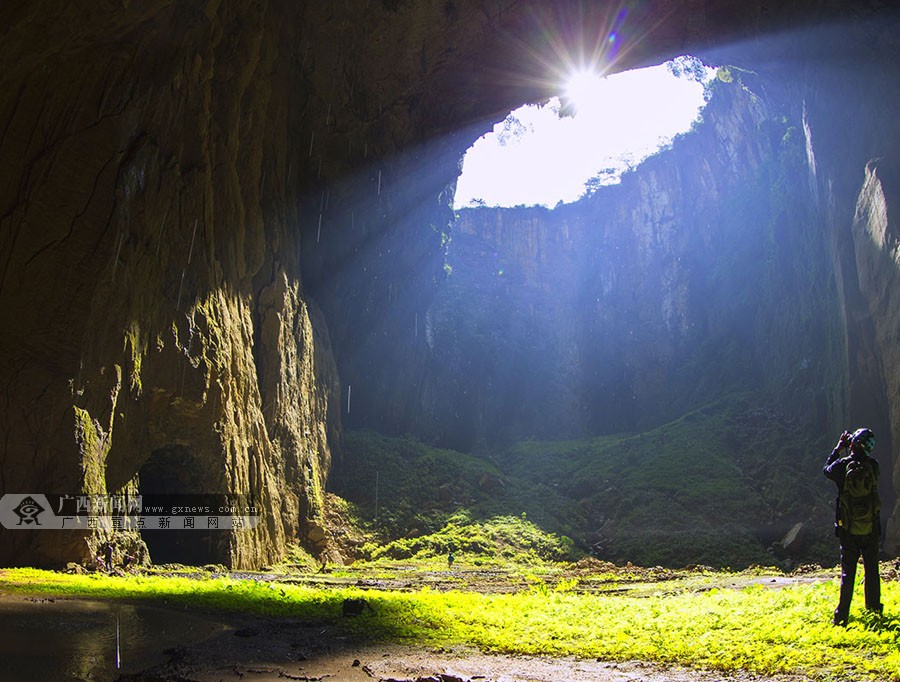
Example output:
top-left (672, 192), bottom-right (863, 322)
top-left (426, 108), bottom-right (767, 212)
top-left (832, 610), bottom-right (848, 626)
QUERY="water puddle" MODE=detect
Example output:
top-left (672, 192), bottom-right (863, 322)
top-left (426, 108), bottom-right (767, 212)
top-left (0, 595), bottom-right (227, 681)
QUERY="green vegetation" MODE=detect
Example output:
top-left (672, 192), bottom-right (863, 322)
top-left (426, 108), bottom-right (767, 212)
top-left (332, 393), bottom-right (835, 570)
top-left (0, 567), bottom-right (338, 619)
top-left (364, 511), bottom-right (574, 564)
top-left (499, 395), bottom-right (834, 568)
top-left (2, 567), bottom-right (897, 680)
top-left (331, 430), bottom-right (509, 541)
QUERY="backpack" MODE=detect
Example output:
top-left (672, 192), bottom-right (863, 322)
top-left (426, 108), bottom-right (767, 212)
top-left (838, 457), bottom-right (879, 536)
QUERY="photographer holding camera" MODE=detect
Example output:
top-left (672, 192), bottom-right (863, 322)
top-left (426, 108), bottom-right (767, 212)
top-left (823, 427), bottom-right (883, 626)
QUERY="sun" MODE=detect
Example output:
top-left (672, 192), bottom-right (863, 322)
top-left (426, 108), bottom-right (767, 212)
top-left (564, 69), bottom-right (606, 114)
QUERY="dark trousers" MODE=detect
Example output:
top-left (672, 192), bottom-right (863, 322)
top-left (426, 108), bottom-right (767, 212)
top-left (836, 533), bottom-right (881, 620)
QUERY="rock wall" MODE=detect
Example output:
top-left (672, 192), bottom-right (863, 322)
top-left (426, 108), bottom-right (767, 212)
top-left (783, 24), bottom-right (900, 554)
top-left (0, 1), bottom-right (340, 567)
top-left (423, 74), bottom-right (839, 450)
top-left (850, 160), bottom-right (900, 552)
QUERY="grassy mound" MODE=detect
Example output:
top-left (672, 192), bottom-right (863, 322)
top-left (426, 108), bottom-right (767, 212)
top-left (330, 393), bottom-right (836, 569)
top-left (363, 511), bottom-right (575, 564)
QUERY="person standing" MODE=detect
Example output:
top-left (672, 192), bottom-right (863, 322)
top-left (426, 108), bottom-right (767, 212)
top-left (823, 427), bottom-right (883, 626)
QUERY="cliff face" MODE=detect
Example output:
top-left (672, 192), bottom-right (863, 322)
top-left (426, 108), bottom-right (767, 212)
top-left (852, 159), bottom-right (900, 549)
top-left (424, 75), bottom-right (838, 449)
top-left (0, 2), bottom-right (341, 567)
top-left (793, 28), bottom-right (900, 553)
top-left (1, 1), bottom-right (899, 566)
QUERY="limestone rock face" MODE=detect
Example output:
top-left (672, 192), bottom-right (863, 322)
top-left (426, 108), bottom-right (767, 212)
top-left (1, 1), bottom-right (899, 565)
top-left (852, 160), bottom-right (900, 552)
top-left (0, 1), bottom-right (340, 567)
top-left (423, 75), bottom-right (837, 448)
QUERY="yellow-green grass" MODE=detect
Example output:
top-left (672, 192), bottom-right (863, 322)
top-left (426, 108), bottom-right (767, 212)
top-left (1, 568), bottom-right (897, 680)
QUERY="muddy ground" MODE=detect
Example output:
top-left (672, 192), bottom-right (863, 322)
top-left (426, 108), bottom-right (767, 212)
top-left (116, 612), bottom-right (814, 682)
top-left (114, 559), bottom-right (852, 682)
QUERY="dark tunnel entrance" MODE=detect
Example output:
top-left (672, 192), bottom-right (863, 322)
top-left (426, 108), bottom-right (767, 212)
top-left (139, 445), bottom-right (224, 566)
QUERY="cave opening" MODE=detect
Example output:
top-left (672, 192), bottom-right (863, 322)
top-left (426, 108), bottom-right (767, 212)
top-left (138, 446), bottom-right (221, 565)
top-left (453, 55), bottom-right (715, 211)
top-left (425, 49), bottom-right (832, 453)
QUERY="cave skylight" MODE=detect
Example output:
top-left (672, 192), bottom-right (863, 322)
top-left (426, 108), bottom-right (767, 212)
top-left (454, 56), bottom-right (715, 209)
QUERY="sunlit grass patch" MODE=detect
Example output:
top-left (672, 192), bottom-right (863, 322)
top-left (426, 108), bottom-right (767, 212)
top-left (426, 581), bottom-right (899, 680)
top-left (0, 567), bottom-right (340, 618)
top-left (1, 568), bottom-right (897, 680)
top-left (362, 512), bottom-right (575, 565)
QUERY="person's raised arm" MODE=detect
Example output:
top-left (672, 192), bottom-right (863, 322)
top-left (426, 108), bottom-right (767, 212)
top-left (824, 430), bottom-right (852, 479)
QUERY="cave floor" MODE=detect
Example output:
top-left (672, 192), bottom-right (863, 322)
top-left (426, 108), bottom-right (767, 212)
top-left (2, 561), bottom-right (859, 681)
top-left (119, 608), bottom-right (815, 682)
top-left (118, 561), bottom-right (830, 682)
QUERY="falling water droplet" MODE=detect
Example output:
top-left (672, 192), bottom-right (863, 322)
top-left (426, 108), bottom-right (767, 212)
top-left (156, 207), bottom-right (169, 256)
top-left (116, 615), bottom-right (121, 669)
top-left (176, 268), bottom-right (185, 310)
top-left (187, 218), bottom-right (198, 265)
top-left (111, 232), bottom-right (124, 282)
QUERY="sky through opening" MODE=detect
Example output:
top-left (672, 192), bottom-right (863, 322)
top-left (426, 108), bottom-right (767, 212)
top-left (454, 57), bottom-right (716, 209)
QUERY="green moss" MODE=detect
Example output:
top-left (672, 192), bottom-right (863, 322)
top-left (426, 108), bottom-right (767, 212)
top-left (73, 406), bottom-right (108, 495)
top-left (330, 430), bottom-right (504, 539)
top-left (123, 321), bottom-right (145, 395)
top-left (335, 393), bottom-right (833, 569)
top-left (366, 512), bottom-right (575, 564)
